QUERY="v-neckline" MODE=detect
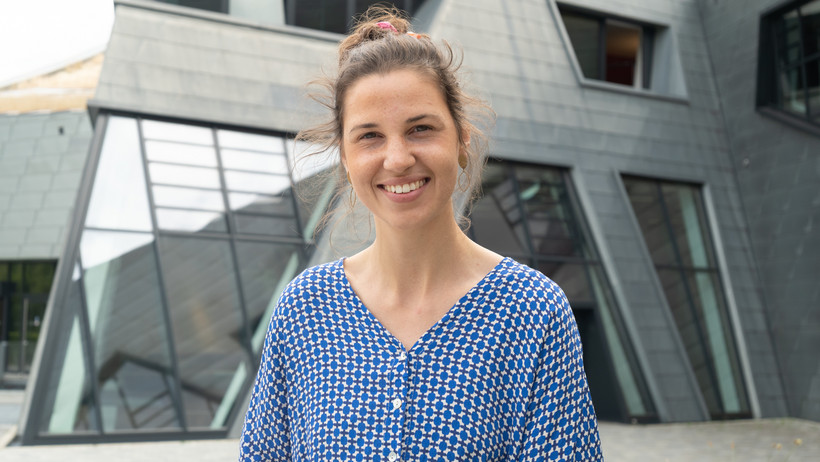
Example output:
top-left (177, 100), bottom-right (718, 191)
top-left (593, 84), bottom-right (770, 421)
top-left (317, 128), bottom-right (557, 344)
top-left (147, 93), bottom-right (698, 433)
top-left (337, 257), bottom-right (510, 354)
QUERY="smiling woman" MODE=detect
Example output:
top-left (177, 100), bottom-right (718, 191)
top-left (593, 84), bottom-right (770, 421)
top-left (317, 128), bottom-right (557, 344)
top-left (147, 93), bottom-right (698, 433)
top-left (239, 5), bottom-right (603, 461)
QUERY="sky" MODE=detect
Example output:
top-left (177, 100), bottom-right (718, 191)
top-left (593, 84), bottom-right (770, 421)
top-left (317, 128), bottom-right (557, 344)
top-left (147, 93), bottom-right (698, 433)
top-left (0, 0), bottom-right (115, 87)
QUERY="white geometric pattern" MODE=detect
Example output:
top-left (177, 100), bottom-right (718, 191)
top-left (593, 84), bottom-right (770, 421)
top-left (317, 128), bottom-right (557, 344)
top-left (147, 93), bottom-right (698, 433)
top-left (240, 257), bottom-right (602, 461)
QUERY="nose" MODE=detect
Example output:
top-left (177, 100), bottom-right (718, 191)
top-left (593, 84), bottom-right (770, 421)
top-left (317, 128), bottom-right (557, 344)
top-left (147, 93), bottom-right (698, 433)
top-left (382, 137), bottom-right (415, 172)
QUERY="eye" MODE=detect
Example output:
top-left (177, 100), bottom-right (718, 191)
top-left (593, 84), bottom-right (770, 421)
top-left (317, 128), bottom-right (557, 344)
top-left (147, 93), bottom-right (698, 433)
top-left (412, 125), bottom-right (432, 134)
top-left (360, 132), bottom-right (378, 140)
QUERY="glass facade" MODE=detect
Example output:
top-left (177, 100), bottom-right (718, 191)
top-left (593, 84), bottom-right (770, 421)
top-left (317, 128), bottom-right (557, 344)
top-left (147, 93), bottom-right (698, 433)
top-left (25, 114), bottom-right (329, 442)
top-left (759, 0), bottom-right (820, 125)
top-left (558, 4), bottom-right (654, 89)
top-left (623, 176), bottom-right (751, 419)
top-left (0, 261), bottom-right (58, 374)
top-left (469, 160), bottom-right (656, 422)
top-left (152, 1), bottom-right (426, 33)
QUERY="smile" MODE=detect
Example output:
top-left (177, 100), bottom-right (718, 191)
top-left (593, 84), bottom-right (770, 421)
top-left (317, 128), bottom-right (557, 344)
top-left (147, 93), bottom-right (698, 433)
top-left (382, 179), bottom-right (427, 194)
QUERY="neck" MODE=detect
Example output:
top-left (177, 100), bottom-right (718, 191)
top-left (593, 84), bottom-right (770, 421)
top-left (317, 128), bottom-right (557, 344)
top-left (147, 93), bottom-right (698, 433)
top-left (364, 215), bottom-right (473, 297)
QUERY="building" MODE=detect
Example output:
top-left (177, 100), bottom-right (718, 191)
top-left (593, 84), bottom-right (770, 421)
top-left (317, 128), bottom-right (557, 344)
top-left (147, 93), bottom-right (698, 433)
top-left (1, 0), bottom-right (817, 446)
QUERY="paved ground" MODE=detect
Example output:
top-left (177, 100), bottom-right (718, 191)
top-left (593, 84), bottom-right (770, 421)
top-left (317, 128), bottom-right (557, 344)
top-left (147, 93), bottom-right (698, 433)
top-left (1, 388), bottom-right (818, 461)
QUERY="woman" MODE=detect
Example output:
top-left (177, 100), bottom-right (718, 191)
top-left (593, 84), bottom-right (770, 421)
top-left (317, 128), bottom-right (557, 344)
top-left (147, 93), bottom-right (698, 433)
top-left (240, 6), bottom-right (602, 461)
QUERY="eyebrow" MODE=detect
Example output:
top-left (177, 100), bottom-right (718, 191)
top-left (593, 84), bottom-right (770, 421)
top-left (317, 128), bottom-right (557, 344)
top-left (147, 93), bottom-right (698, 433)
top-left (347, 114), bottom-right (442, 135)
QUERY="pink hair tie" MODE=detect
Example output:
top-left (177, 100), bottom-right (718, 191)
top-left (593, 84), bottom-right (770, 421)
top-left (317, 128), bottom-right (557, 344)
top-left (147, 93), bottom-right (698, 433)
top-left (376, 21), bottom-right (398, 33)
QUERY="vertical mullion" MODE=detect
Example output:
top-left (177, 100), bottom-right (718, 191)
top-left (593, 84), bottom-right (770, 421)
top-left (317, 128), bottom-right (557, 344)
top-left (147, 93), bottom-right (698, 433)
top-left (655, 181), bottom-right (726, 418)
top-left (599, 18), bottom-right (607, 81)
top-left (136, 117), bottom-right (189, 431)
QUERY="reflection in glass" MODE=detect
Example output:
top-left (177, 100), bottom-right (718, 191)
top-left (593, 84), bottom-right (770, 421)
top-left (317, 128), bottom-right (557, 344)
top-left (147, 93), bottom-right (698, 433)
top-left (472, 161), bottom-right (656, 421)
top-left (234, 214), bottom-right (299, 237)
top-left (142, 119), bottom-right (213, 145)
top-left (471, 163), bottom-right (528, 255)
top-left (153, 185), bottom-right (225, 211)
top-left (156, 209), bottom-right (227, 233)
top-left (85, 117), bottom-right (153, 232)
top-left (234, 242), bottom-right (303, 348)
top-left (79, 230), bottom-right (180, 430)
top-left (40, 266), bottom-right (99, 434)
top-left (606, 21), bottom-right (641, 87)
top-left (624, 176), bottom-right (750, 418)
top-left (224, 171), bottom-right (291, 195)
top-left (148, 163), bottom-right (221, 189)
top-left (217, 130), bottom-right (284, 153)
top-left (160, 237), bottom-right (250, 429)
top-left (561, 10), bottom-right (601, 79)
top-left (220, 149), bottom-right (289, 174)
top-left (145, 140), bottom-right (217, 167)
top-left (229, 192), bottom-right (293, 215)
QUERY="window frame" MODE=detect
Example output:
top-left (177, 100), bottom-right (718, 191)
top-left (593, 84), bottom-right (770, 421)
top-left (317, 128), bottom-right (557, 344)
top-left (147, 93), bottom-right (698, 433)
top-left (552, 1), bottom-right (688, 103)
top-left (757, 0), bottom-right (820, 133)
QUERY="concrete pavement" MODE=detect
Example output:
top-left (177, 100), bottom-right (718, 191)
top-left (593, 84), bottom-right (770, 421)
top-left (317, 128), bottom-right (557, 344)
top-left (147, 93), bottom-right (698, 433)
top-left (1, 388), bottom-right (818, 461)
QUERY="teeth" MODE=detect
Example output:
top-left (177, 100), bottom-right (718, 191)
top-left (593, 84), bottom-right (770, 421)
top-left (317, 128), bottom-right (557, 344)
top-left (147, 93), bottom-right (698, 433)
top-left (386, 179), bottom-right (425, 194)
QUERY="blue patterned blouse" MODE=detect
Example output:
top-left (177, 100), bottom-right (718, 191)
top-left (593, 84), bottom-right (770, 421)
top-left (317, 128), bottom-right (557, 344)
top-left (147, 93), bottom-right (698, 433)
top-left (239, 257), bottom-right (602, 461)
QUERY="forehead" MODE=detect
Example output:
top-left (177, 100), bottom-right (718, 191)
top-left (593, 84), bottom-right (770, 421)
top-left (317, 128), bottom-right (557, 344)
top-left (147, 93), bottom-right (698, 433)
top-left (342, 69), bottom-right (449, 122)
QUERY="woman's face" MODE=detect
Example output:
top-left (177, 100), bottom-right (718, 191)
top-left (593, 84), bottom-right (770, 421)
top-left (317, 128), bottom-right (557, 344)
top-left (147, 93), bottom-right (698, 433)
top-left (341, 69), bottom-right (464, 232)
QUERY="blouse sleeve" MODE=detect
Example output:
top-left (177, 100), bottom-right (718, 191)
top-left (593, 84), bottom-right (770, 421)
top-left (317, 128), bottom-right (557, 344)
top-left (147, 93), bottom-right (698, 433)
top-left (518, 288), bottom-right (603, 461)
top-left (238, 306), bottom-right (290, 461)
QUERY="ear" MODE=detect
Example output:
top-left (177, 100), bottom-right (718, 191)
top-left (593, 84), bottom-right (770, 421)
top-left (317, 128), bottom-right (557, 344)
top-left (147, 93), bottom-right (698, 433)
top-left (461, 131), bottom-right (471, 150)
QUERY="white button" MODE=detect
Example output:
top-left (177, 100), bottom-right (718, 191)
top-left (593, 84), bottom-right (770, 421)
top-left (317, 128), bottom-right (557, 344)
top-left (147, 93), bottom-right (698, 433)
top-left (388, 452), bottom-right (398, 462)
top-left (392, 398), bottom-right (402, 410)
top-left (398, 352), bottom-right (406, 361)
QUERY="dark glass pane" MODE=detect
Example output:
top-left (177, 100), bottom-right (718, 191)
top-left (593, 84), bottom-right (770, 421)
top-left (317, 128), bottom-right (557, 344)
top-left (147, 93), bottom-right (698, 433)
top-left (38, 266), bottom-right (100, 434)
top-left (80, 230), bottom-right (180, 431)
top-left (85, 117), bottom-right (153, 232)
top-left (623, 178), bottom-right (677, 266)
top-left (800, 0), bottom-right (820, 58)
top-left (655, 268), bottom-right (721, 416)
top-left (779, 65), bottom-right (807, 115)
top-left (22, 261), bottom-right (57, 293)
top-left (660, 183), bottom-right (716, 270)
top-left (160, 237), bottom-right (250, 429)
top-left (515, 166), bottom-right (582, 258)
top-left (605, 21), bottom-right (641, 86)
top-left (561, 10), bottom-right (601, 79)
top-left (234, 241), bottom-right (304, 349)
top-left (291, 0), bottom-right (348, 33)
top-left (775, 10), bottom-right (803, 67)
top-left (471, 163), bottom-right (528, 255)
top-left (234, 214), bottom-right (300, 237)
top-left (807, 58), bottom-right (820, 120)
top-left (536, 261), bottom-right (594, 306)
top-left (153, 0), bottom-right (225, 14)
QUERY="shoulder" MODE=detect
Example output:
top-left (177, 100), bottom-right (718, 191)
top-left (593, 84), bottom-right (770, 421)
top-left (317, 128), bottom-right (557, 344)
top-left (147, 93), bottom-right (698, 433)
top-left (273, 259), bottom-right (344, 319)
top-left (492, 257), bottom-right (572, 322)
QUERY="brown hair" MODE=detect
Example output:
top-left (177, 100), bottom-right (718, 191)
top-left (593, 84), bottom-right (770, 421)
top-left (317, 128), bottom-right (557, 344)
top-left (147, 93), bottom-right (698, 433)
top-left (297, 4), bottom-right (493, 234)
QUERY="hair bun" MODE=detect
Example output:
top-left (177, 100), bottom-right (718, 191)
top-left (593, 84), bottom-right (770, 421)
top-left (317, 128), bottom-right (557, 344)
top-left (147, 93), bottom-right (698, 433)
top-left (338, 5), bottom-right (412, 64)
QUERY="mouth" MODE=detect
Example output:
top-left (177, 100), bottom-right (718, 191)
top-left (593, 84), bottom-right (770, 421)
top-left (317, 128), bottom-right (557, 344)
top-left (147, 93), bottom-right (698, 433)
top-left (379, 178), bottom-right (428, 194)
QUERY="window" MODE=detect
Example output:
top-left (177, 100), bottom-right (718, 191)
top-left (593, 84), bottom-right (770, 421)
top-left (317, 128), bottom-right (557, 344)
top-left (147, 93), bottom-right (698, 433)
top-left (24, 114), bottom-right (334, 442)
top-left (758, 0), bottom-right (820, 126)
top-left (0, 260), bottom-right (57, 374)
top-left (468, 160), bottom-right (657, 422)
top-left (558, 4), bottom-right (655, 89)
top-left (623, 176), bottom-right (751, 419)
top-left (285, 0), bottom-right (426, 34)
